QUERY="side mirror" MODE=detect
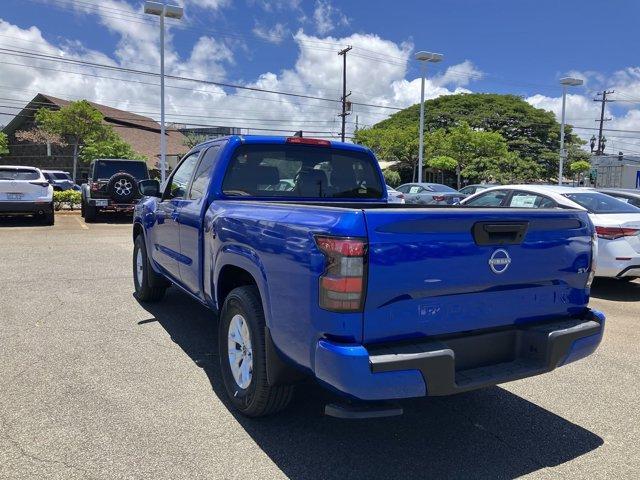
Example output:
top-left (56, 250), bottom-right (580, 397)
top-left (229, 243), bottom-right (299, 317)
top-left (139, 179), bottom-right (161, 197)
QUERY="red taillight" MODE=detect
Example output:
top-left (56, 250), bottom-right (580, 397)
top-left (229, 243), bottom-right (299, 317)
top-left (398, 193), bottom-right (405, 199)
top-left (595, 226), bottom-right (640, 240)
top-left (286, 137), bottom-right (331, 146)
top-left (29, 181), bottom-right (49, 188)
top-left (315, 235), bottom-right (366, 312)
top-left (432, 195), bottom-right (445, 202)
top-left (90, 182), bottom-right (100, 191)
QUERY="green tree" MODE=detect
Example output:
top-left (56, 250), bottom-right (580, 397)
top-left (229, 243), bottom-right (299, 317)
top-left (35, 100), bottom-right (109, 181)
top-left (382, 169), bottom-right (401, 187)
top-left (426, 122), bottom-right (509, 189)
top-left (183, 132), bottom-right (209, 149)
top-left (354, 126), bottom-right (418, 180)
top-left (427, 155), bottom-right (458, 172)
top-left (569, 160), bottom-right (592, 185)
top-left (569, 160), bottom-right (591, 174)
top-left (80, 129), bottom-right (146, 163)
top-left (372, 93), bottom-right (582, 181)
top-left (0, 132), bottom-right (8, 156)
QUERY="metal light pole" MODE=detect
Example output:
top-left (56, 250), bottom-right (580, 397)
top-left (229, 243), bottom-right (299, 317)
top-left (415, 51), bottom-right (443, 183)
top-left (558, 77), bottom-right (583, 185)
top-left (144, 1), bottom-right (183, 184)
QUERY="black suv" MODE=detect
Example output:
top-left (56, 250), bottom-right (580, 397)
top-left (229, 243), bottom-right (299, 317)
top-left (81, 159), bottom-right (150, 221)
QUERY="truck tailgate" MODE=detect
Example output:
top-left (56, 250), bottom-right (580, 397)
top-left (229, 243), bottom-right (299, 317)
top-left (362, 208), bottom-right (593, 344)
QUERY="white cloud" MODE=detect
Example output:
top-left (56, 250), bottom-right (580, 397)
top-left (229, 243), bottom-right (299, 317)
top-left (252, 22), bottom-right (288, 44)
top-left (0, 12), bottom-right (484, 139)
top-left (313, 0), bottom-right (349, 35)
top-left (178, 0), bottom-right (230, 11)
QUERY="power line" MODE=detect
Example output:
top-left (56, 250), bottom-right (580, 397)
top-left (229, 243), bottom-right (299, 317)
top-left (0, 47), bottom-right (406, 111)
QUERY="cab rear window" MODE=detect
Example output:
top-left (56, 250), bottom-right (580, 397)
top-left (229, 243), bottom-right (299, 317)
top-left (222, 144), bottom-right (384, 199)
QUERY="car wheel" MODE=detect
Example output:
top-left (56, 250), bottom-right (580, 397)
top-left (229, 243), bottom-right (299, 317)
top-left (43, 206), bottom-right (54, 226)
top-left (133, 234), bottom-right (167, 302)
top-left (84, 201), bottom-right (97, 222)
top-left (219, 286), bottom-right (294, 417)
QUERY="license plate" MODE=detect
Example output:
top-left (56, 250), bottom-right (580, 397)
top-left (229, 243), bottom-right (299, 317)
top-left (94, 199), bottom-right (108, 207)
top-left (7, 193), bottom-right (23, 200)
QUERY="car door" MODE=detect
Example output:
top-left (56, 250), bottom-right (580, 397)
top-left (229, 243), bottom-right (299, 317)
top-left (177, 144), bottom-right (221, 295)
top-left (150, 151), bottom-right (200, 280)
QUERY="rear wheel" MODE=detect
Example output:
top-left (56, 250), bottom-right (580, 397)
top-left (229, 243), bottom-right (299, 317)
top-left (42, 206), bottom-right (54, 226)
top-left (133, 234), bottom-right (168, 302)
top-left (219, 286), bottom-right (294, 417)
top-left (84, 200), bottom-right (97, 222)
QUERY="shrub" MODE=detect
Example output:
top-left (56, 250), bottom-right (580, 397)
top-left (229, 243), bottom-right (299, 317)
top-left (383, 169), bottom-right (401, 187)
top-left (53, 190), bottom-right (82, 211)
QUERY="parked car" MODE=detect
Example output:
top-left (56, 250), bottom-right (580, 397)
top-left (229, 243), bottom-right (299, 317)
top-left (386, 185), bottom-right (405, 204)
top-left (132, 136), bottom-right (604, 418)
top-left (459, 183), bottom-right (500, 196)
top-left (0, 166), bottom-right (54, 225)
top-left (598, 188), bottom-right (640, 208)
top-left (395, 182), bottom-right (465, 205)
top-left (41, 170), bottom-right (80, 191)
top-left (462, 185), bottom-right (640, 281)
top-left (81, 158), bottom-right (150, 222)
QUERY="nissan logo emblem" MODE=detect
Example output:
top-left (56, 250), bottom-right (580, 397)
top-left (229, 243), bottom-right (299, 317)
top-left (489, 249), bottom-right (511, 274)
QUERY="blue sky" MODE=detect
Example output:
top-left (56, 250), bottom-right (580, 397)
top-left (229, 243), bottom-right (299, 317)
top-left (2, 0), bottom-right (640, 151)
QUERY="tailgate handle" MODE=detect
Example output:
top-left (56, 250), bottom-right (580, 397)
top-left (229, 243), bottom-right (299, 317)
top-left (472, 222), bottom-right (528, 245)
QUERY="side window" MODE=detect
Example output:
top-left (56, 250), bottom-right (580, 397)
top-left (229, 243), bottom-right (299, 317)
top-left (163, 153), bottom-right (200, 200)
top-left (396, 185), bottom-right (409, 193)
top-left (630, 198), bottom-right (640, 208)
top-left (188, 146), bottom-right (220, 200)
top-left (465, 190), bottom-right (508, 207)
top-left (508, 192), bottom-right (556, 209)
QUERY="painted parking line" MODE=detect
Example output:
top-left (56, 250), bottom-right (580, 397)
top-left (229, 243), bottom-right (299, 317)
top-left (74, 216), bottom-right (89, 230)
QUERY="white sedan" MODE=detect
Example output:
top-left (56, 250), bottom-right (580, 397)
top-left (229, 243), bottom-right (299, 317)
top-left (386, 185), bottom-right (405, 204)
top-left (461, 185), bottom-right (640, 280)
top-left (0, 166), bottom-right (54, 225)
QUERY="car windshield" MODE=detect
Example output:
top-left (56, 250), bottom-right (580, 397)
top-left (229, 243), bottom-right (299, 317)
top-left (222, 144), bottom-right (384, 199)
top-left (0, 168), bottom-right (40, 181)
top-left (563, 192), bottom-right (640, 213)
top-left (94, 161), bottom-right (148, 180)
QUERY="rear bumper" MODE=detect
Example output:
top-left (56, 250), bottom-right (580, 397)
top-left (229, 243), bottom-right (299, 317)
top-left (0, 201), bottom-right (52, 215)
top-left (88, 198), bottom-right (137, 211)
top-left (313, 309), bottom-right (605, 401)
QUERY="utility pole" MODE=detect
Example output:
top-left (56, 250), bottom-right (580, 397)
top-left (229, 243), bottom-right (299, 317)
top-left (594, 90), bottom-right (614, 155)
top-left (338, 45), bottom-right (352, 142)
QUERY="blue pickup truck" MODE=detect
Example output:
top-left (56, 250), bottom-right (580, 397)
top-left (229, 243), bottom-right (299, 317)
top-left (132, 135), bottom-right (605, 418)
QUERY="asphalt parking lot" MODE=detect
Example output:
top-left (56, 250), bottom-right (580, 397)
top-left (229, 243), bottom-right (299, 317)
top-left (1, 214), bottom-right (639, 480)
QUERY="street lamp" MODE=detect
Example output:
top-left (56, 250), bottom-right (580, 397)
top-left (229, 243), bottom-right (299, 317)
top-left (558, 76), bottom-right (583, 185)
top-left (144, 1), bottom-right (184, 184)
top-left (415, 51), bottom-right (443, 183)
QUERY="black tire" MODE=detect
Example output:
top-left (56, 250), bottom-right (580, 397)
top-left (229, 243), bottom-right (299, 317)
top-left (84, 200), bottom-right (97, 222)
top-left (133, 234), bottom-right (168, 302)
top-left (107, 172), bottom-right (137, 203)
top-left (42, 206), bottom-right (54, 226)
top-left (218, 286), bottom-right (294, 417)
top-left (80, 199), bottom-right (85, 218)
